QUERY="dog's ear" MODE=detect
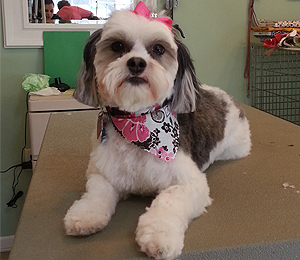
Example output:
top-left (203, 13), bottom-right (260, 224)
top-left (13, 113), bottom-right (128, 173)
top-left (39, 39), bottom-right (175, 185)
top-left (171, 37), bottom-right (201, 113)
top-left (73, 29), bottom-right (102, 107)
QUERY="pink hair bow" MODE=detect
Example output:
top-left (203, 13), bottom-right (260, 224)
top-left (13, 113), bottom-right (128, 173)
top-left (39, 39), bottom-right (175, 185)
top-left (133, 1), bottom-right (173, 30)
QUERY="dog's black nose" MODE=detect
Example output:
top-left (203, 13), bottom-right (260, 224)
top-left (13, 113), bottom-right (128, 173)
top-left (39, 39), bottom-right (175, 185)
top-left (127, 57), bottom-right (147, 75)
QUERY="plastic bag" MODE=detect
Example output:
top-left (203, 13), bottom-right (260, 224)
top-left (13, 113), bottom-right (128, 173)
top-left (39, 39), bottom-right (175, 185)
top-left (22, 73), bottom-right (50, 92)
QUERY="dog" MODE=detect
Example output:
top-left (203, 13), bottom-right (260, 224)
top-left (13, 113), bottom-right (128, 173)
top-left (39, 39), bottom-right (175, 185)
top-left (64, 2), bottom-right (251, 259)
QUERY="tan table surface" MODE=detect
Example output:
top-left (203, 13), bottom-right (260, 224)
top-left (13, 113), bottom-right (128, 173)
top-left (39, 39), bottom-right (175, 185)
top-left (9, 105), bottom-right (300, 260)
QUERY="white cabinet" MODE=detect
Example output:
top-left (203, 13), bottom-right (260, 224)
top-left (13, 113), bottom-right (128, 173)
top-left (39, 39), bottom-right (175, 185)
top-left (28, 90), bottom-right (96, 170)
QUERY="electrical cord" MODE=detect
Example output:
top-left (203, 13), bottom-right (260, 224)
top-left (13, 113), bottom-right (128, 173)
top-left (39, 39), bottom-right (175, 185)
top-left (1, 92), bottom-right (31, 208)
top-left (0, 160), bottom-right (32, 174)
top-left (0, 163), bottom-right (23, 174)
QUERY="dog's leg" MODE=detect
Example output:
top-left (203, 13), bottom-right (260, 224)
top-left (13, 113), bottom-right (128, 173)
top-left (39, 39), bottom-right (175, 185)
top-left (64, 173), bottom-right (119, 236)
top-left (135, 163), bottom-right (212, 260)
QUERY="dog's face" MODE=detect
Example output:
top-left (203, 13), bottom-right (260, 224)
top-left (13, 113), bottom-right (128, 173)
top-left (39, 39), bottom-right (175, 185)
top-left (94, 10), bottom-right (178, 112)
top-left (74, 4), bottom-right (201, 113)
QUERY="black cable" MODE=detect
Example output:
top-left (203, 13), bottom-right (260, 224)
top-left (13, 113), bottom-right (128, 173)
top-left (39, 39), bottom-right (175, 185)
top-left (4, 164), bottom-right (24, 208)
top-left (0, 160), bottom-right (31, 174)
top-left (0, 163), bottom-right (23, 174)
top-left (2, 160), bottom-right (31, 207)
top-left (3, 92), bottom-right (30, 208)
top-left (7, 191), bottom-right (24, 208)
top-left (20, 92), bottom-right (30, 165)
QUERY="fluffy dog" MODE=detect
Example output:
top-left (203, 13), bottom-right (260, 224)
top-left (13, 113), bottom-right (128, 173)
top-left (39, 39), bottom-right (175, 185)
top-left (64, 2), bottom-right (251, 259)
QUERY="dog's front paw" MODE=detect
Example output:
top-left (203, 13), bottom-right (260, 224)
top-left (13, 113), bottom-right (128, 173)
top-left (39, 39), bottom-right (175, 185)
top-left (135, 212), bottom-right (185, 260)
top-left (64, 199), bottom-right (110, 236)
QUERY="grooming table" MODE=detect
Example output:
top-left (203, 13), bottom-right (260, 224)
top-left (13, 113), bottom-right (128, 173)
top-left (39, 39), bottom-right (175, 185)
top-left (9, 105), bottom-right (300, 260)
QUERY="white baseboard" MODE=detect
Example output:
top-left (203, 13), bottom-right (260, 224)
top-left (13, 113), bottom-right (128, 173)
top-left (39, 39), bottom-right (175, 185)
top-left (0, 236), bottom-right (14, 252)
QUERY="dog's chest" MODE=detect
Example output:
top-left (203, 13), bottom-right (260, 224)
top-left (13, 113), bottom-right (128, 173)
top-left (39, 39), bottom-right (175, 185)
top-left (92, 123), bottom-right (183, 195)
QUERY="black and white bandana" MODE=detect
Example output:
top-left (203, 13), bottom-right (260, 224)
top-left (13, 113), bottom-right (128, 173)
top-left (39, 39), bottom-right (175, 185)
top-left (108, 104), bottom-right (179, 162)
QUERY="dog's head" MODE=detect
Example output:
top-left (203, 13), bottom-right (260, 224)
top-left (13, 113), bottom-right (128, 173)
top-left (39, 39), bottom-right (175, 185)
top-left (74, 1), bottom-right (201, 113)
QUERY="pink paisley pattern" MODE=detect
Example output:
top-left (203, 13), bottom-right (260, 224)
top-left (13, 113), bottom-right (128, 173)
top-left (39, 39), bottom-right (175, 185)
top-left (111, 116), bottom-right (150, 142)
top-left (108, 103), bottom-right (179, 163)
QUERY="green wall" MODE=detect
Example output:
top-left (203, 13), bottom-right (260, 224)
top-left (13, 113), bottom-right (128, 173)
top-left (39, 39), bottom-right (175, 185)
top-left (171, 0), bottom-right (300, 103)
top-left (174, 1), bottom-right (249, 103)
top-left (1, 0), bottom-right (300, 238)
top-left (1, 4), bottom-right (44, 236)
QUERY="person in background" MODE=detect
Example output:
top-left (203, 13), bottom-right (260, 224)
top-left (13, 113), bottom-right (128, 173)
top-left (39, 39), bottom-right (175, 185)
top-left (41, 0), bottom-right (60, 22)
top-left (32, 0), bottom-right (61, 23)
top-left (57, 0), bottom-right (99, 20)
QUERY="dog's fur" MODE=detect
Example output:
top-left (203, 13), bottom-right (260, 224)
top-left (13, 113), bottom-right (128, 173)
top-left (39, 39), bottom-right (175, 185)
top-left (64, 4), bottom-right (251, 260)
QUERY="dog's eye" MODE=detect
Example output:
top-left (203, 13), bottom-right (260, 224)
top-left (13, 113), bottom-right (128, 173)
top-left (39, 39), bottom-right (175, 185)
top-left (152, 44), bottom-right (165, 55)
top-left (111, 41), bottom-right (124, 52)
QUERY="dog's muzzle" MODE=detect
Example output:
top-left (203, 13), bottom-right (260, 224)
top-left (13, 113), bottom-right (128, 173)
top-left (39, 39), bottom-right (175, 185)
top-left (126, 57), bottom-right (148, 85)
top-left (127, 57), bottom-right (147, 76)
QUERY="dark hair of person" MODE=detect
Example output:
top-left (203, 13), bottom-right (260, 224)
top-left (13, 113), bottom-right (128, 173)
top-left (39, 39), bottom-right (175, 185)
top-left (38, 0), bottom-right (54, 9)
top-left (57, 0), bottom-right (71, 10)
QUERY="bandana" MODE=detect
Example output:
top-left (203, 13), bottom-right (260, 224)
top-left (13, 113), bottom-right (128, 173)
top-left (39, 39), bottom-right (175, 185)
top-left (107, 103), bottom-right (179, 163)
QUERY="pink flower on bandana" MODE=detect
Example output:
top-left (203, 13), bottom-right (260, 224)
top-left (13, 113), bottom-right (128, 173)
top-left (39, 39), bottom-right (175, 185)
top-left (111, 115), bottom-right (150, 142)
top-left (150, 147), bottom-right (175, 162)
top-left (157, 147), bottom-right (167, 159)
top-left (164, 152), bottom-right (174, 162)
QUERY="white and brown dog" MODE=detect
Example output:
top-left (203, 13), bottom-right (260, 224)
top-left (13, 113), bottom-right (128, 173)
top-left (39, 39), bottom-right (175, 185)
top-left (64, 2), bottom-right (251, 259)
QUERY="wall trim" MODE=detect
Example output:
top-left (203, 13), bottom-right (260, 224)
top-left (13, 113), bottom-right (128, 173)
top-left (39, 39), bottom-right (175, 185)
top-left (2, 0), bottom-right (104, 48)
top-left (0, 236), bottom-right (14, 252)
